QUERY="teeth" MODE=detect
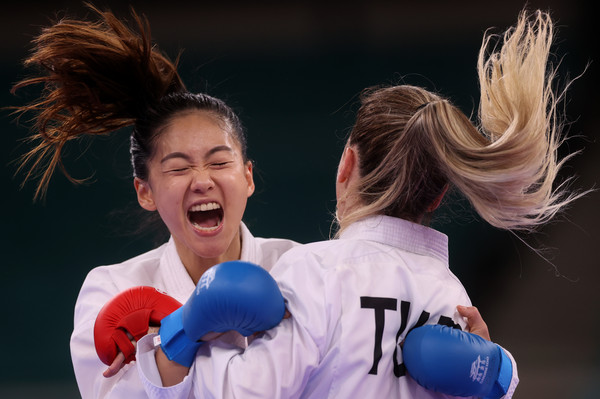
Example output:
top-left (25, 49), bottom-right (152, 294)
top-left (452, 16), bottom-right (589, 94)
top-left (189, 202), bottom-right (221, 212)
top-left (191, 223), bottom-right (220, 232)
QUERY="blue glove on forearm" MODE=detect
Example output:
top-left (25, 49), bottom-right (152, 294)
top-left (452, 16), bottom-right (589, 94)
top-left (158, 260), bottom-right (286, 367)
top-left (403, 324), bottom-right (513, 399)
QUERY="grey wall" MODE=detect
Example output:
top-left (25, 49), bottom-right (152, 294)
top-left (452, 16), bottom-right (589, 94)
top-left (1, 1), bottom-right (598, 398)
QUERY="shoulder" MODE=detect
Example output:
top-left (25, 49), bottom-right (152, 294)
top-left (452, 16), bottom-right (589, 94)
top-left (268, 239), bottom-right (344, 283)
top-left (253, 237), bottom-right (300, 271)
top-left (81, 242), bottom-right (168, 295)
top-left (240, 223), bottom-right (301, 270)
top-left (272, 237), bottom-right (466, 296)
top-left (254, 237), bottom-right (300, 257)
top-left (275, 238), bottom-right (379, 268)
top-left (73, 242), bottom-right (170, 326)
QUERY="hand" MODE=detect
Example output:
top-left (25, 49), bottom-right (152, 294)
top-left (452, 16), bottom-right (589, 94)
top-left (403, 324), bottom-right (513, 398)
top-left (94, 286), bottom-right (182, 367)
top-left (102, 326), bottom-right (164, 378)
top-left (457, 305), bottom-right (490, 341)
top-left (159, 261), bottom-right (286, 367)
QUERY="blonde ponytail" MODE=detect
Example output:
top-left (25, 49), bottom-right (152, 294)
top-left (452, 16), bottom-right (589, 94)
top-left (338, 10), bottom-right (586, 234)
top-left (427, 10), bottom-right (580, 231)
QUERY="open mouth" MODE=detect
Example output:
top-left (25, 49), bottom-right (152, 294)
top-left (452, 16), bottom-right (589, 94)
top-left (188, 202), bottom-right (224, 232)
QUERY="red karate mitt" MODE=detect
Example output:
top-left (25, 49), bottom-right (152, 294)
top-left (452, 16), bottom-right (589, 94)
top-left (94, 286), bottom-right (182, 366)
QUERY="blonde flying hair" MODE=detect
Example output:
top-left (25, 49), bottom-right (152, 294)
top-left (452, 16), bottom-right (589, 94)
top-left (337, 10), bottom-right (584, 234)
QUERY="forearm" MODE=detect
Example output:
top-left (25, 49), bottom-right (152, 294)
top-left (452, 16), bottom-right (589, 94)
top-left (155, 346), bottom-right (190, 387)
top-left (136, 333), bottom-right (195, 399)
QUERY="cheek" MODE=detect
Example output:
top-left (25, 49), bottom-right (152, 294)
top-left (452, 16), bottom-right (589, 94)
top-left (220, 171), bottom-right (252, 205)
top-left (152, 179), bottom-right (185, 212)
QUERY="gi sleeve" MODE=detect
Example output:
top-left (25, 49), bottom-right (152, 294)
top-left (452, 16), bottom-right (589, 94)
top-left (136, 251), bottom-right (329, 398)
top-left (70, 268), bottom-right (148, 398)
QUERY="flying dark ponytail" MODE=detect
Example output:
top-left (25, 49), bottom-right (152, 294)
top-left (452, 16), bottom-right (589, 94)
top-left (12, 4), bottom-right (247, 200)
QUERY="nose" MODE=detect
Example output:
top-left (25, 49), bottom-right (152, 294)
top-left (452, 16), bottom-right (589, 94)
top-left (190, 168), bottom-right (214, 193)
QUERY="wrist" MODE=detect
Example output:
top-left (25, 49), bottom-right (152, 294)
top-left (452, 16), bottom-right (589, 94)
top-left (158, 307), bottom-right (203, 367)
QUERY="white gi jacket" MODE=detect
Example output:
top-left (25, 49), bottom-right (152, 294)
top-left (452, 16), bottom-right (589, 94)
top-left (70, 223), bottom-right (298, 399)
top-left (136, 215), bottom-right (519, 398)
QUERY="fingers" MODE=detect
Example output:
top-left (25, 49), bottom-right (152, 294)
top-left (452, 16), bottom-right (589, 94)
top-left (103, 352), bottom-right (126, 378)
top-left (103, 331), bottom-right (142, 378)
top-left (457, 305), bottom-right (491, 341)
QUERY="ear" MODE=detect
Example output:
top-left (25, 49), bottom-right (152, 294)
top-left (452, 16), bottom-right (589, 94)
top-left (427, 184), bottom-right (449, 212)
top-left (337, 146), bottom-right (357, 185)
top-left (134, 177), bottom-right (157, 211)
top-left (244, 161), bottom-right (255, 197)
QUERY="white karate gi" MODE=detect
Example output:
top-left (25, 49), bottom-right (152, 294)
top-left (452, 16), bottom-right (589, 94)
top-left (137, 215), bottom-right (518, 398)
top-left (71, 223), bottom-right (298, 398)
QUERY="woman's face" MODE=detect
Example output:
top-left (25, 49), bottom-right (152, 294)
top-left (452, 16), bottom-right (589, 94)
top-left (135, 111), bottom-right (254, 270)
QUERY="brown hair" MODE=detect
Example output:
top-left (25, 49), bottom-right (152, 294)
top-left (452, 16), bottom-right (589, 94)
top-left (337, 10), bottom-right (584, 234)
top-left (11, 4), bottom-right (247, 199)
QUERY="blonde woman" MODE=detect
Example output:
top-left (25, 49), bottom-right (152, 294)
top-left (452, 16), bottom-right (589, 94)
top-left (137, 9), bottom-right (583, 399)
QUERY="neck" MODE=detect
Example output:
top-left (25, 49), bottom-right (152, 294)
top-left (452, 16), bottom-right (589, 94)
top-left (173, 234), bottom-right (242, 285)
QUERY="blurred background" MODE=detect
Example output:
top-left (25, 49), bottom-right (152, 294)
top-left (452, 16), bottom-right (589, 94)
top-left (1, 0), bottom-right (597, 397)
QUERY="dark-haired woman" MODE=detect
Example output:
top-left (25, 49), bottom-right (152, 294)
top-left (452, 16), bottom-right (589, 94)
top-left (11, 7), bottom-right (300, 398)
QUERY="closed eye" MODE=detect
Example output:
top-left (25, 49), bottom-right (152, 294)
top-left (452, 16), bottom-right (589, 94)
top-left (211, 161), bottom-right (232, 168)
top-left (165, 167), bottom-right (189, 173)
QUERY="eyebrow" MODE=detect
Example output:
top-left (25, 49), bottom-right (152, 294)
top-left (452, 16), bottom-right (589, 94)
top-left (160, 145), bottom-right (234, 164)
top-left (206, 145), bottom-right (234, 157)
